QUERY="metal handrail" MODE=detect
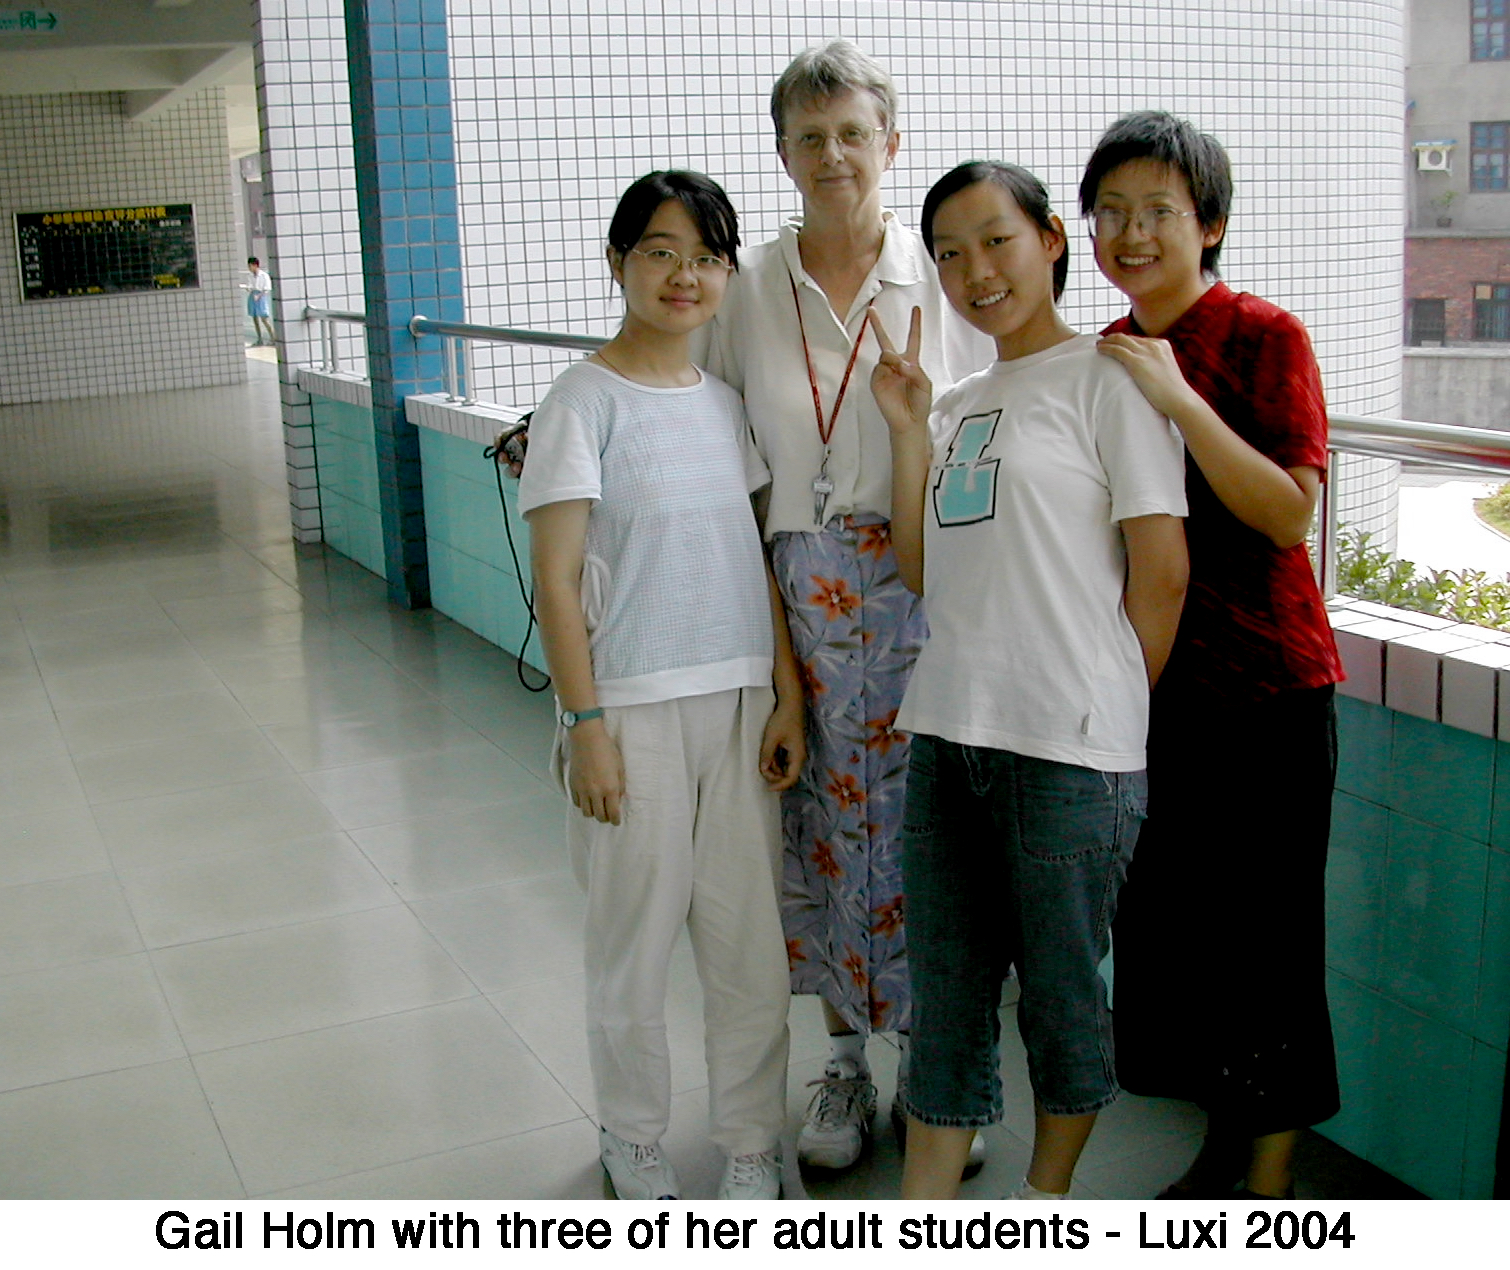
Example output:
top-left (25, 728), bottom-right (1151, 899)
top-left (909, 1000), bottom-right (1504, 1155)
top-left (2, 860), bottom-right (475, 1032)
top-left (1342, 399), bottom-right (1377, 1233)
top-left (1316, 413), bottom-right (1503, 598)
top-left (330, 311), bottom-right (1510, 595)
top-left (302, 306), bottom-right (367, 374)
top-left (1319, 416), bottom-right (1510, 599)
top-left (407, 314), bottom-right (605, 353)
top-left (1329, 412), bottom-right (1510, 473)
top-left (408, 313), bottom-right (606, 406)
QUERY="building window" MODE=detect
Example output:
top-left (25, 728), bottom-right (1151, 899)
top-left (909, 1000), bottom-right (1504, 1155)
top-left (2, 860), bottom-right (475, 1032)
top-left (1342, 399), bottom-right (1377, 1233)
top-left (1410, 298), bottom-right (1448, 345)
top-left (1472, 122), bottom-right (1509, 190)
top-left (1473, 0), bottom-right (1508, 60)
top-left (1474, 284), bottom-right (1510, 340)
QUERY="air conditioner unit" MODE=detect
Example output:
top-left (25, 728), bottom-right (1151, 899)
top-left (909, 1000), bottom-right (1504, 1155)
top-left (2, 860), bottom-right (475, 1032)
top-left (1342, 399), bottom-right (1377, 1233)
top-left (1414, 141), bottom-right (1456, 172)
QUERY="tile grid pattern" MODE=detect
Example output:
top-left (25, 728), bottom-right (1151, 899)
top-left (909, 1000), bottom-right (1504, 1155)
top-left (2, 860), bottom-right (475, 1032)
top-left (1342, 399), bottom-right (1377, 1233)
top-left (254, 1), bottom-right (367, 544)
top-left (1, 296), bottom-right (1436, 1204)
top-left (445, 0), bottom-right (1405, 421)
top-left (1328, 689), bottom-right (1509, 1198)
top-left (0, 363), bottom-right (604, 1198)
top-left (0, 91), bottom-right (246, 406)
top-left (346, 0), bottom-right (467, 608)
top-left (1319, 600), bottom-right (1510, 1197)
top-left (255, 1), bottom-right (1406, 553)
top-left (1323, 598), bottom-right (1510, 1196)
top-left (0, 357), bottom-right (1243, 1201)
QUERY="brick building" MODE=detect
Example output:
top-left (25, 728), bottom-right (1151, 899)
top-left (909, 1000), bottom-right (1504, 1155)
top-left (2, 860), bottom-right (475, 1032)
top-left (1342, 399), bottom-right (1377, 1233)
top-left (1405, 0), bottom-right (1510, 345)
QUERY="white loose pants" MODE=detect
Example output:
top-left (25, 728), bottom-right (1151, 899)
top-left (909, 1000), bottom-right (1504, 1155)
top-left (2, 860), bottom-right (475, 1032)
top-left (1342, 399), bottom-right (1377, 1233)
top-left (560, 686), bottom-right (790, 1156)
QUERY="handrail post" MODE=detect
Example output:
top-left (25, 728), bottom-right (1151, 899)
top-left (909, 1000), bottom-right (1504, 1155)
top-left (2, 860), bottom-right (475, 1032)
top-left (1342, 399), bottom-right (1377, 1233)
top-left (443, 335), bottom-right (460, 401)
top-left (461, 337), bottom-right (477, 406)
top-left (325, 319), bottom-right (338, 373)
top-left (1320, 450), bottom-right (1340, 600)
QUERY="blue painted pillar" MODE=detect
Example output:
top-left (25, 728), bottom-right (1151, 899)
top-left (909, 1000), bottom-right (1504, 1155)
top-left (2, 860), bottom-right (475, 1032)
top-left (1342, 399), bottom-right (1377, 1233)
top-left (344, 0), bottom-right (464, 608)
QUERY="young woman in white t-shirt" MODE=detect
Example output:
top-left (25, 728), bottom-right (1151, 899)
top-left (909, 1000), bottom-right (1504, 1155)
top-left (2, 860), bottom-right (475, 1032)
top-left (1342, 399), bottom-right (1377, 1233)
top-left (869, 162), bottom-right (1189, 1200)
top-left (518, 171), bottom-right (805, 1201)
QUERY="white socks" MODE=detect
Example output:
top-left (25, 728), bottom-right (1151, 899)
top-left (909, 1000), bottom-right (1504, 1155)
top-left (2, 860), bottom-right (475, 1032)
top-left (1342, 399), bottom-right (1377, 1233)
top-left (827, 1031), bottom-right (868, 1076)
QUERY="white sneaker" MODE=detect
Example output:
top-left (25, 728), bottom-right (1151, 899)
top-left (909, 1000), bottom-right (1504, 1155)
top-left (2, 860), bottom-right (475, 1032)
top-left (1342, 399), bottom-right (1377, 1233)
top-left (798, 1060), bottom-right (877, 1170)
top-left (599, 1126), bottom-right (680, 1200)
top-left (718, 1149), bottom-right (782, 1200)
top-left (891, 1077), bottom-right (986, 1177)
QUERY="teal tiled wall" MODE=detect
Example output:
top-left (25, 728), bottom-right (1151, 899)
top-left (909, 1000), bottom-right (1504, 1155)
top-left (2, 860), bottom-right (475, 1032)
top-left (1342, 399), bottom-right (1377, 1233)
top-left (310, 395), bottom-right (385, 578)
top-left (418, 426), bottom-right (543, 669)
top-left (347, 0), bottom-right (464, 608)
top-left (1322, 694), bottom-right (1509, 1197)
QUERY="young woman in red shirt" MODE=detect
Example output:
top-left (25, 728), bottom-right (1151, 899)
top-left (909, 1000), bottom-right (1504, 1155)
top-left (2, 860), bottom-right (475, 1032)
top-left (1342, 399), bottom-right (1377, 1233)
top-left (1082, 111), bottom-right (1344, 1202)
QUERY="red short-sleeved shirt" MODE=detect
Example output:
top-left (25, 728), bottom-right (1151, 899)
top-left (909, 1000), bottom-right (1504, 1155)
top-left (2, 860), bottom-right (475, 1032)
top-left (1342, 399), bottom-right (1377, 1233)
top-left (1104, 283), bottom-right (1344, 700)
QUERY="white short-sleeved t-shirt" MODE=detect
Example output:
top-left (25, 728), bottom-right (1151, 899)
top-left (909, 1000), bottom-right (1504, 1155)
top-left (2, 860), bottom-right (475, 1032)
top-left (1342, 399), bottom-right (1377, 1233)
top-left (896, 335), bottom-right (1188, 772)
top-left (703, 214), bottom-right (993, 537)
top-left (517, 360), bottom-right (775, 707)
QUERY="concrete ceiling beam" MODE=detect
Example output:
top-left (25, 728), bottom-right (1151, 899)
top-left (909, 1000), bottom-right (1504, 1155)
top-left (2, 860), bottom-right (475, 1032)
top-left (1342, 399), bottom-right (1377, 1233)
top-left (123, 43), bottom-right (249, 121)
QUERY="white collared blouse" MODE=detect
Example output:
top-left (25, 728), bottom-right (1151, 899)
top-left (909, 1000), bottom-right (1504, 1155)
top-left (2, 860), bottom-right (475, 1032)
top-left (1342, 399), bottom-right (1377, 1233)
top-left (704, 212), bottom-right (992, 537)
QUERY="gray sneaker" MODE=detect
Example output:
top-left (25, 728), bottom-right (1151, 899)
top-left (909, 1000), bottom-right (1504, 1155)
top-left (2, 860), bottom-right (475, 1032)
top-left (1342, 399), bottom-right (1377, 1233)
top-left (798, 1060), bottom-right (877, 1170)
top-left (599, 1126), bottom-right (680, 1200)
top-left (718, 1148), bottom-right (782, 1200)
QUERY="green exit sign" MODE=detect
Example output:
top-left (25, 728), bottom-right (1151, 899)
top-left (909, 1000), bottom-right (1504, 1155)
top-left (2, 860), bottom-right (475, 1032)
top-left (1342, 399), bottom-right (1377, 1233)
top-left (0, 9), bottom-right (60, 31)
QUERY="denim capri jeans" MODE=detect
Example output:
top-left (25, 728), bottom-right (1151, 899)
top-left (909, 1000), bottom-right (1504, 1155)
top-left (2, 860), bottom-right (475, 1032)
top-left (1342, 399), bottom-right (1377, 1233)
top-left (899, 733), bottom-right (1146, 1125)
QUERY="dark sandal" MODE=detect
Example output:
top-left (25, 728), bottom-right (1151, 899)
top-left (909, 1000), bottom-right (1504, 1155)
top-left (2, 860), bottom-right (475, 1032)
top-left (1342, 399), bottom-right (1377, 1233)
top-left (1234, 1185), bottom-right (1296, 1201)
top-left (1156, 1178), bottom-right (1241, 1200)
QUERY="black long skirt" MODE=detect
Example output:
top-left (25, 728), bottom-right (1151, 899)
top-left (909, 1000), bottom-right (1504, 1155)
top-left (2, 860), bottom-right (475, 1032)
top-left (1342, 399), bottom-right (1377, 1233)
top-left (1112, 682), bottom-right (1340, 1137)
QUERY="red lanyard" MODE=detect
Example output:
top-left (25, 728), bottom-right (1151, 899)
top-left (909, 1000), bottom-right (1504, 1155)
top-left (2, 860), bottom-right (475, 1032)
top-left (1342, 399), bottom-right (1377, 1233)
top-left (788, 271), bottom-right (871, 449)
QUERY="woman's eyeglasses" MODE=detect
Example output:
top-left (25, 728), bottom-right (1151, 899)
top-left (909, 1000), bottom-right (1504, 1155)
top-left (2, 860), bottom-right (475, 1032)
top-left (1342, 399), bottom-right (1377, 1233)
top-left (781, 125), bottom-right (883, 156)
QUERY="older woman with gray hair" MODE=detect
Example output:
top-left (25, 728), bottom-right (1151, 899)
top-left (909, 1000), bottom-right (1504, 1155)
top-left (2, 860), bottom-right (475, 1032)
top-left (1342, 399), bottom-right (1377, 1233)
top-left (705, 39), bottom-right (990, 1178)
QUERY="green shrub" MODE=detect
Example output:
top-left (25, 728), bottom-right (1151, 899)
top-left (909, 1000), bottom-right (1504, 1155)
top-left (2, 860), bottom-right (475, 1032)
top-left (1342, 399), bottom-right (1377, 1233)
top-left (1336, 528), bottom-right (1510, 632)
top-left (1476, 481), bottom-right (1510, 537)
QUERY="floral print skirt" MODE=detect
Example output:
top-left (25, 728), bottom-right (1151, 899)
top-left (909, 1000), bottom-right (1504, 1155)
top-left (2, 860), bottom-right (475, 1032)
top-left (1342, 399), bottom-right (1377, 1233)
top-left (769, 515), bottom-right (927, 1035)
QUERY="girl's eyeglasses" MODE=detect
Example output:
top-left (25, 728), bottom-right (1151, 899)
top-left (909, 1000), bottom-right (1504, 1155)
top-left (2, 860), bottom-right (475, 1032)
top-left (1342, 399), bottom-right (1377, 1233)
top-left (627, 247), bottom-right (733, 276)
top-left (1087, 206), bottom-right (1200, 239)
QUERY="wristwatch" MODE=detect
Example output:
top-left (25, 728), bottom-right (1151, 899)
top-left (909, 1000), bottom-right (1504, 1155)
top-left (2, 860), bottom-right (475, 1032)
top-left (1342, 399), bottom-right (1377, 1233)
top-left (559, 707), bottom-right (605, 728)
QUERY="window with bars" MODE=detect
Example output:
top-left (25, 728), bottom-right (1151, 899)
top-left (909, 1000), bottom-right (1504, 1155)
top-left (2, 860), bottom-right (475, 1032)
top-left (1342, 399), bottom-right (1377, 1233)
top-left (1473, 0), bottom-right (1508, 60)
top-left (1474, 284), bottom-right (1510, 340)
top-left (1410, 298), bottom-right (1448, 345)
top-left (1471, 121), bottom-right (1509, 190)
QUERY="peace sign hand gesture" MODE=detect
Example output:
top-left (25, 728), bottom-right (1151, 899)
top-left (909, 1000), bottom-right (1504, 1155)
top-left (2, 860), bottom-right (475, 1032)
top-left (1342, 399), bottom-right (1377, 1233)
top-left (869, 306), bottom-right (933, 435)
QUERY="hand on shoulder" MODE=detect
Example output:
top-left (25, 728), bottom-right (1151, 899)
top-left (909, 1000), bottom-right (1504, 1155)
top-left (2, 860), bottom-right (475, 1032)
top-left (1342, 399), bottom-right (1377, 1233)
top-left (1096, 333), bottom-right (1197, 420)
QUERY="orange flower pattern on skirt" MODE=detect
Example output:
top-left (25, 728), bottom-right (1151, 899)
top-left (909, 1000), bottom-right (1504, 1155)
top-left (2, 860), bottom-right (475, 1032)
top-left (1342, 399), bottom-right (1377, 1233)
top-left (866, 709), bottom-right (904, 756)
top-left (808, 575), bottom-right (861, 621)
top-left (771, 515), bottom-right (926, 1035)
top-left (811, 838), bottom-right (842, 879)
top-left (856, 522), bottom-right (893, 558)
top-left (826, 771), bottom-right (865, 812)
top-left (871, 895), bottom-right (905, 939)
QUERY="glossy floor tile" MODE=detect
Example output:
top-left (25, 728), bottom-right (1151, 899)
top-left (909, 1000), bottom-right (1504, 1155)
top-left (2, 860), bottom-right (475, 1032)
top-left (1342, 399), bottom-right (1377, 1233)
top-left (0, 366), bottom-right (1407, 1199)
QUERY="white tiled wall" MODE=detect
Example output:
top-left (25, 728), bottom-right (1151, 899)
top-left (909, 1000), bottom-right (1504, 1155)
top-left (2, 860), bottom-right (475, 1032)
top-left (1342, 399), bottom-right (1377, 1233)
top-left (0, 90), bottom-right (246, 406)
top-left (447, 0), bottom-right (1407, 428)
top-left (256, 0), bottom-right (1407, 542)
top-left (253, 0), bottom-right (366, 542)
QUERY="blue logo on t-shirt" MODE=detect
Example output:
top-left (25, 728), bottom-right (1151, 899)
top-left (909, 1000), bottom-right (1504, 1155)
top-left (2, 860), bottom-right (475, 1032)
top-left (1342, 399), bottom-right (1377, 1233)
top-left (933, 409), bottom-right (1001, 526)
